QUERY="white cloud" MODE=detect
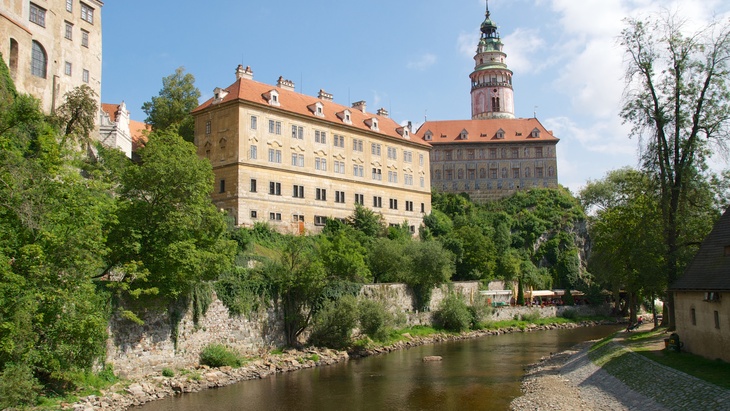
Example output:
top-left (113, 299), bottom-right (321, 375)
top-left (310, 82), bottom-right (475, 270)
top-left (543, 116), bottom-right (635, 156)
top-left (502, 28), bottom-right (546, 74)
top-left (406, 53), bottom-right (437, 71)
top-left (457, 32), bottom-right (479, 58)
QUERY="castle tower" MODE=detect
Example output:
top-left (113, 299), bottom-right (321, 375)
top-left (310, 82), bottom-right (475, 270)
top-left (470, 1), bottom-right (515, 119)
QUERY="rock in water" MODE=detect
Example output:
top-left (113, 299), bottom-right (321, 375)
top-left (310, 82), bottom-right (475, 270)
top-left (422, 356), bottom-right (442, 362)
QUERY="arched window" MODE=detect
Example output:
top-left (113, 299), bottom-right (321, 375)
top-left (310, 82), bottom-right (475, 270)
top-left (9, 39), bottom-right (19, 77)
top-left (31, 41), bottom-right (47, 78)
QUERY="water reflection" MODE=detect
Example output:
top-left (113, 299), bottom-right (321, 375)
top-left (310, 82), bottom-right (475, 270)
top-left (136, 326), bottom-right (618, 411)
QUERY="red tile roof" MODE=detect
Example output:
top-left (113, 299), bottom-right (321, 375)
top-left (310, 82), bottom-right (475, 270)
top-left (193, 77), bottom-right (430, 148)
top-left (415, 118), bottom-right (559, 144)
top-left (101, 103), bottom-right (121, 123)
top-left (129, 119), bottom-right (150, 151)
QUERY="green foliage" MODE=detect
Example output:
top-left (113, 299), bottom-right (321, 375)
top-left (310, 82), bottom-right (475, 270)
top-left (215, 267), bottom-right (271, 317)
top-left (162, 368), bottom-right (175, 378)
top-left (319, 228), bottom-right (371, 282)
top-left (467, 296), bottom-right (494, 329)
top-left (199, 344), bottom-right (243, 368)
top-left (52, 85), bottom-right (98, 149)
top-left (562, 289), bottom-right (575, 306)
top-left (434, 294), bottom-right (471, 332)
top-left (0, 362), bottom-right (40, 408)
top-left (368, 238), bottom-right (407, 283)
top-left (403, 240), bottom-right (456, 311)
top-left (308, 295), bottom-right (358, 349)
top-left (142, 67), bottom-right (201, 142)
top-left (560, 308), bottom-right (578, 319)
top-left (357, 299), bottom-right (393, 342)
top-left (519, 310), bottom-right (541, 323)
top-left (347, 204), bottom-right (386, 241)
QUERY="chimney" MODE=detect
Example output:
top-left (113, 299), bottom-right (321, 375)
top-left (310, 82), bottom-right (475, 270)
top-left (352, 100), bottom-right (367, 113)
top-left (407, 121), bottom-right (413, 131)
top-left (276, 76), bottom-right (296, 91)
top-left (236, 64), bottom-right (253, 80)
top-left (318, 89), bottom-right (334, 101)
top-left (377, 108), bottom-right (389, 118)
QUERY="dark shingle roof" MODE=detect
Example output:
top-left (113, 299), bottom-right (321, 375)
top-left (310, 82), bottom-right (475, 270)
top-left (672, 207), bottom-right (730, 291)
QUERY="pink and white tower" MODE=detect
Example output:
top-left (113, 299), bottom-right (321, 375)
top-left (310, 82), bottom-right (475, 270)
top-left (470, 1), bottom-right (515, 119)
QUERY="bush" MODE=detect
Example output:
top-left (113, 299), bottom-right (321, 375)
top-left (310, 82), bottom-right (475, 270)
top-left (0, 363), bottom-right (40, 409)
top-left (520, 310), bottom-right (541, 323)
top-left (467, 296), bottom-right (494, 329)
top-left (308, 295), bottom-right (358, 349)
top-left (560, 308), bottom-right (578, 320)
top-left (358, 299), bottom-right (392, 342)
top-left (199, 344), bottom-right (242, 368)
top-left (433, 294), bottom-right (471, 332)
top-left (162, 368), bottom-right (175, 377)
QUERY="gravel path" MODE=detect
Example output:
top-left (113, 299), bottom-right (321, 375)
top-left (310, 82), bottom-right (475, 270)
top-left (510, 331), bottom-right (730, 411)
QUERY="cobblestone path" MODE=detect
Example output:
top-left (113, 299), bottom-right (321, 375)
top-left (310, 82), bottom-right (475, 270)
top-left (561, 341), bottom-right (730, 411)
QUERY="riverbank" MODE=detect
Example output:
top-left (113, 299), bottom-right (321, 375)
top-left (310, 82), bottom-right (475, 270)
top-left (67, 320), bottom-right (608, 411)
top-left (509, 323), bottom-right (730, 410)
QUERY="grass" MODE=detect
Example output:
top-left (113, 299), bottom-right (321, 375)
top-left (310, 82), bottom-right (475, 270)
top-left (621, 328), bottom-right (730, 390)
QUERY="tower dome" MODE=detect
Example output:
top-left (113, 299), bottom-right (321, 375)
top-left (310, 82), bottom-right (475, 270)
top-left (470, 1), bottom-right (515, 119)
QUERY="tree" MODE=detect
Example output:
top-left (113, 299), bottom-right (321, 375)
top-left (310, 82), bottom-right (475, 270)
top-left (103, 130), bottom-right (236, 303)
top-left (319, 228), bottom-right (371, 283)
top-left (52, 85), bottom-right (98, 150)
top-left (620, 13), bottom-right (730, 328)
top-left (142, 67), bottom-right (201, 142)
top-left (346, 204), bottom-right (386, 241)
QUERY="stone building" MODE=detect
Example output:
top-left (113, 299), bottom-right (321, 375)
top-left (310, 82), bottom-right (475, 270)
top-left (192, 65), bottom-right (432, 234)
top-left (99, 102), bottom-right (149, 159)
top-left (416, 3), bottom-right (559, 202)
top-left (672, 207), bottom-right (730, 362)
top-left (1, 0), bottom-right (103, 113)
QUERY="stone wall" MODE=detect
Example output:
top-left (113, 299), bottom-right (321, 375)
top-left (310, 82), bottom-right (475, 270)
top-left (105, 281), bottom-right (604, 379)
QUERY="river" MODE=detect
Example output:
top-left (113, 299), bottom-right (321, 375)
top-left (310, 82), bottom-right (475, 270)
top-left (134, 325), bottom-right (618, 411)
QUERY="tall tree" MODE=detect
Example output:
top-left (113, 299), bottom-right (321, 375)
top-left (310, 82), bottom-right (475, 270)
top-left (142, 67), bottom-right (201, 142)
top-left (620, 13), bottom-right (730, 329)
top-left (52, 85), bottom-right (98, 150)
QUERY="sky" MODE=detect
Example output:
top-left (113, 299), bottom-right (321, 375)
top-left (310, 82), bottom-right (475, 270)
top-left (100, 0), bottom-right (730, 194)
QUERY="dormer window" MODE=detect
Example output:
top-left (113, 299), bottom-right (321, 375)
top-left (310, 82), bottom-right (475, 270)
top-left (337, 109), bottom-right (352, 124)
top-left (396, 127), bottom-right (410, 139)
top-left (263, 90), bottom-right (280, 106)
top-left (365, 118), bottom-right (379, 131)
top-left (308, 102), bottom-right (325, 117)
top-left (459, 129), bottom-right (469, 140)
top-left (530, 128), bottom-right (541, 138)
top-left (424, 130), bottom-right (433, 141)
top-left (496, 128), bottom-right (505, 139)
top-left (213, 87), bottom-right (228, 104)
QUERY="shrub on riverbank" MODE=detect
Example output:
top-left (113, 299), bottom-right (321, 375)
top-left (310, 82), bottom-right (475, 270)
top-left (309, 295), bottom-right (359, 349)
top-left (200, 344), bottom-right (244, 368)
top-left (358, 299), bottom-right (393, 342)
top-left (434, 294), bottom-right (471, 332)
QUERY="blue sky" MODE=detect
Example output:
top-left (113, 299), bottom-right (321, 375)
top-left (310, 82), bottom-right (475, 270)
top-left (101, 0), bottom-right (730, 194)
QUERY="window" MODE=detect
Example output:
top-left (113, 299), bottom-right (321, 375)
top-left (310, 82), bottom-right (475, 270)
top-left (334, 134), bottom-right (345, 147)
top-left (292, 214), bottom-right (304, 222)
top-left (389, 199), bottom-right (398, 210)
top-left (269, 212), bottom-right (282, 221)
top-left (9, 39), bottom-right (18, 76)
top-left (66, 0), bottom-right (73, 11)
top-left (480, 168), bottom-right (487, 179)
top-left (479, 149), bottom-right (486, 159)
top-left (371, 143), bottom-right (381, 156)
top-left (353, 139), bottom-right (363, 152)
top-left (405, 201), bottom-right (414, 212)
top-left (490, 168), bottom-right (497, 179)
top-left (315, 130), bottom-right (327, 144)
top-left (65, 22), bottom-right (73, 40)
top-left (420, 176), bottom-right (425, 187)
top-left (316, 188), bottom-right (327, 201)
top-left (435, 170), bottom-right (442, 180)
top-left (468, 169), bottom-right (476, 180)
top-left (335, 191), bottom-right (345, 203)
top-left (315, 157), bottom-right (327, 171)
top-left (30, 3), bottom-right (46, 27)
top-left (403, 151), bottom-right (413, 163)
top-left (250, 145), bottom-right (258, 159)
top-left (501, 168), bottom-right (507, 178)
top-left (31, 41), bottom-right (47, 78)
top-left (405, 174), bottom-right (413, 186)
top-left (387, 147), bottom-right (397, 160)
top-left (81, 30), bottom-right (89, 47)
top-left (268, 149), bottom-right (282, 163)
top-left (691, 308), bottom-right (696, 326)
top-left (419, 153), bottom-right (424, 166)
top-left (291, 153), bottom-right (304, 167)
top-left (373, 196), bottom-right (382, 208)
top-left (334, 160), bottom-right (345, 174)
top-left (536, 167), bottom-right (544, 178)
top-left (355, 194), bottom-right (364, 205)
top-left (457, 169), bottom-right (464, 179)
top-left (489, 148), bottom-right (497, 159)
top-left (421, 203), bottom-right (425, 213)
top-left (512, 168), bottom-right (520, 179)
top-left (467, 150), bottom-right (475, 160)
top-left (251, 115), bottom-right (258, 130)
top-left (64, 61), bottom-right (72, 76)
top-left (219, 179), bottom-right (226, 193)
top-left (269, 182), bottom-right (281, 195)
top-left (292, 185), bottom-right (304, 198)
top-left (388, 171), bottom-right (398, 183)
top-left (314, 216), bottom-right (327, 226)
top-left (292, 125), bottom-right (303, 139)
top-left (82, 69), bottom-right (89, 83)
top-left (372, 168), bottom-right (382, 180)
top-left (445, 170), bottom-right (453, 180)
top-left (205, 121), bottom-right (211, 135)
top-left (268, 120), bottom-right (281, 134)
top-left (535, 147), bottom-right (543, 158)
top-left (250, 210), bottom-right (258, 219)
top-left (81, 3), bottom-right (94, 24)
top-left (511, 148), bottom-right (519, 158)
top-left (250, 179), bottom-right (257, 192)
top-left (445, 150), bottom-right (452, 160)
top-left (353, 164), bottom-right (364, 177)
